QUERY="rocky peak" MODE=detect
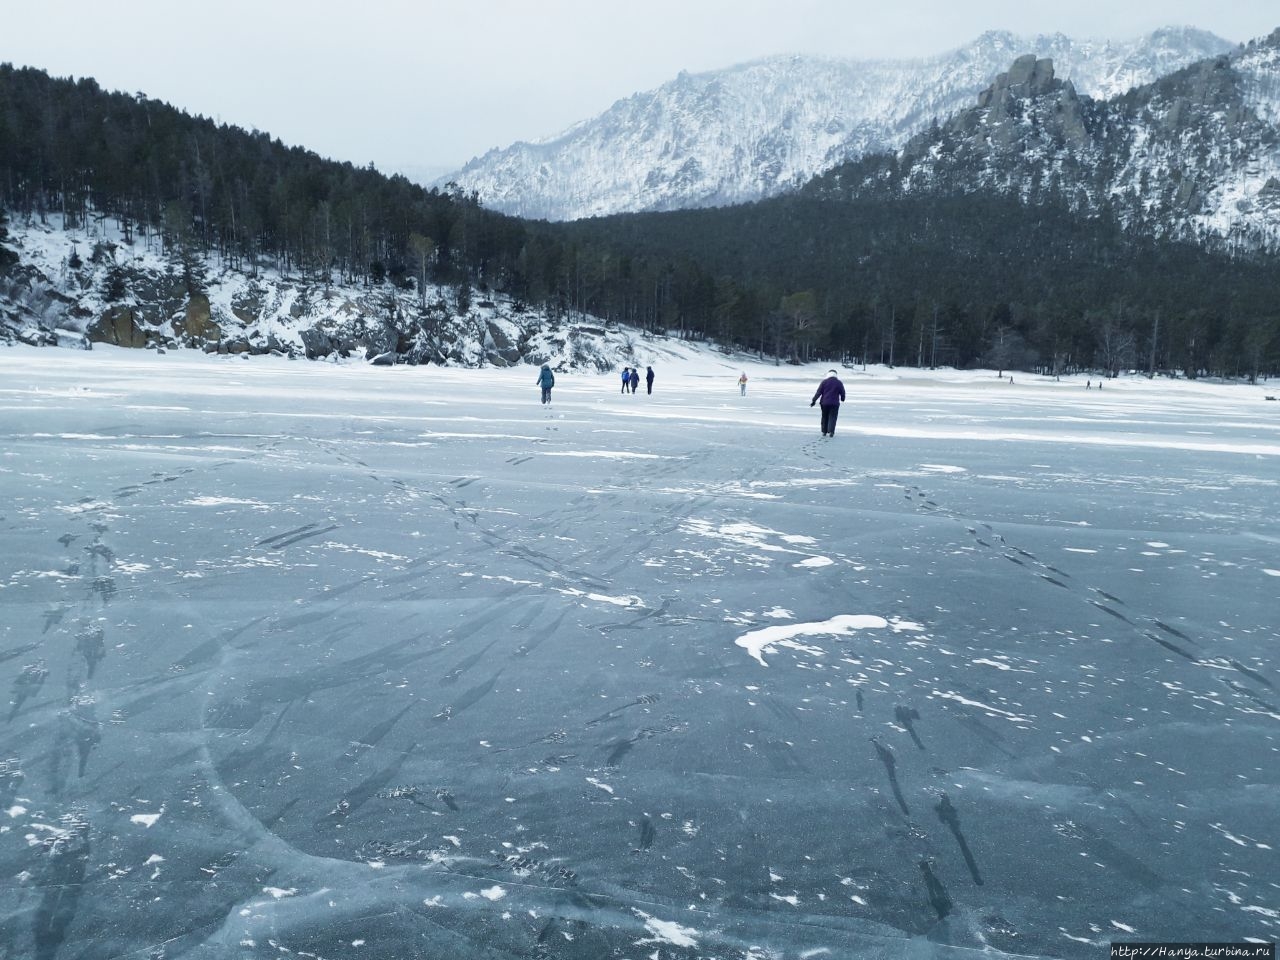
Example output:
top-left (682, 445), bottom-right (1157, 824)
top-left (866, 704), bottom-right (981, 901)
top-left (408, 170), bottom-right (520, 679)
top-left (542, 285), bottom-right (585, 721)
top-left (955, 55), bottom-right (1089, 150)
top-left (977, 55), bottom-right (1059, 107)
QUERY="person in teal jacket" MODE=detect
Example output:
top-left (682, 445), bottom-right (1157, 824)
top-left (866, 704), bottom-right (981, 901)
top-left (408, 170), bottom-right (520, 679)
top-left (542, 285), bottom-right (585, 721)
top-left (537, 364), bottom-right (555, 404)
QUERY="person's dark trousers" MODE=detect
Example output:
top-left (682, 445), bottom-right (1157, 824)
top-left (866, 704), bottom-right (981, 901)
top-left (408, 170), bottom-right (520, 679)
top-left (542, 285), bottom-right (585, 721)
top-left (646, 382), bottom-right (652, 395)
top-left (820, 404), bottom-right (839, 436)
top-left (542, 388), bottom-right (552, 403)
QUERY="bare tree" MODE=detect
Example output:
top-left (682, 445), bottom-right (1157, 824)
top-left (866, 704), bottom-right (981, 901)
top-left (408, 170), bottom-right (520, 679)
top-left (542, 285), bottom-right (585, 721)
top-left (409, 232), bottom-right (435, 309)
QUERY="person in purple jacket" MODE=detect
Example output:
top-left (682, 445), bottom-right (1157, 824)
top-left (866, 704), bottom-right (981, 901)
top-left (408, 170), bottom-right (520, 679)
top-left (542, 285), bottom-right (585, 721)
top-left (810, 369), bottom-right (846, 437)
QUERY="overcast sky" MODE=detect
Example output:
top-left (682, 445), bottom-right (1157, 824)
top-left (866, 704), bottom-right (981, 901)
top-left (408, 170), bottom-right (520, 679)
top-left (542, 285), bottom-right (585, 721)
top-left (2, 1), bottom-right (1276, 180)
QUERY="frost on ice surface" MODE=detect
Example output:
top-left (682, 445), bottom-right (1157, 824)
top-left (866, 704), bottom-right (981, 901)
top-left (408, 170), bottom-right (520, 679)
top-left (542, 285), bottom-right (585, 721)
top-left (0, 348), bottom-right (1276, 958)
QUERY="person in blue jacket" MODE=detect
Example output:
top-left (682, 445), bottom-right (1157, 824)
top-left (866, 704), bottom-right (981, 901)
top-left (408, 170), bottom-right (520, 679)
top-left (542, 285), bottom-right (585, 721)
top-left (810, 369), bottom-right (846, 437)
top-left (537, 364), bottom-right (555, 404)
top-left (621, 367), bottom-right (631, 394)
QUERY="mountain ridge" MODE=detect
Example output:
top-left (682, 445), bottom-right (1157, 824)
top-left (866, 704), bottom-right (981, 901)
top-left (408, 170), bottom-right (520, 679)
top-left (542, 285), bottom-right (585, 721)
top-left (440, 27), bottom-right (1236, 221)
top-left (803, 29), bottom-right (1280, 254)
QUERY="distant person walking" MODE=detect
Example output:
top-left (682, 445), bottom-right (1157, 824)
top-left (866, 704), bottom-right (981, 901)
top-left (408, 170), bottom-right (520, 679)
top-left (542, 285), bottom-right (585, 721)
top-left (621, 367), bottom-right (631, 394)
top-left (738, 372), bottom-right (748, 396)
top-left (810, 368), bottom-right (846, 437)
top-left (537, 364), bottom-right (555, 404)
top-left (645, 366), bottom-right (654, 395)
top-left (629, 368), bottom-right (640, 394)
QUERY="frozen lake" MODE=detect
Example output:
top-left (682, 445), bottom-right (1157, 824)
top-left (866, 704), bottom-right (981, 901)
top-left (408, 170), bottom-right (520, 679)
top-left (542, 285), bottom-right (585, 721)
top-left (1, 348), bottom-right (1277, 958)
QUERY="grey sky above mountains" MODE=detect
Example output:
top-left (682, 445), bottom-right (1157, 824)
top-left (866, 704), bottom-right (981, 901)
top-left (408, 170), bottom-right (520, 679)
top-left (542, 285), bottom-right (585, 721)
top-left (2, 0), bottom-right (1276, 179)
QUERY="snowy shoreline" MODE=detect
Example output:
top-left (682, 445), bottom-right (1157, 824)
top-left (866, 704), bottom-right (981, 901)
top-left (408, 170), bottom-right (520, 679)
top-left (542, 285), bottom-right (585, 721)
top-left (3, 342), bottom-right (1275, 457)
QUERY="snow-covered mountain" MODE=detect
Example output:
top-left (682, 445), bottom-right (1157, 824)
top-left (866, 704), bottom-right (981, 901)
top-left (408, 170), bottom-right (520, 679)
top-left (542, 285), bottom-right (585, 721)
top-left (439, 27), bottom-right (1233, 221)
top-left (806, 29), bottom-right (1280, 254)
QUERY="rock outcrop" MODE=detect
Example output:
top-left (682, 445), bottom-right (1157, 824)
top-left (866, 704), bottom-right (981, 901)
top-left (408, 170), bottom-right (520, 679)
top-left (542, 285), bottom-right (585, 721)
top-left (88, 306), bottom-right (148, 348)
top-left (172, 293), bottom-right (221, 344)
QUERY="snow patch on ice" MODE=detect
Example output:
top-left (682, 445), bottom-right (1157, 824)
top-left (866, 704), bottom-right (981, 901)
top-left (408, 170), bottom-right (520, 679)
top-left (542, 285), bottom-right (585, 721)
top-left (736, 615), bottom-right (923, 666)
top-left (557, 587), bottom-right (643, 608)
top-left (931, 689), bottom-right (1032, 724)
top-left (542, 449), bottom-right (669, 460)
top-left (183, 496), bottom-right (269, 507)
top-left (793, 556), bottom-right (833, 568)
top-left (1242, 905), bottom-right (1280, 919)
top-left (635, 910), bottom-right (699, 948)
top-left (1210, 823), bottom-right (1250, 847)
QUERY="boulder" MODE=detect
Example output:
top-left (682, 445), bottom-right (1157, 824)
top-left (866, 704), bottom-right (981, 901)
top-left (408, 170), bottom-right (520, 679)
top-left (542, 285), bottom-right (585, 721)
top-left (88, 307), bottom-right (148, 348)
top-left (300, 327), bottom-right (335, 359)
top-left (15, 327), bottom-right (57, 347)
top-left (174, 293), bottom-right (221, 343)
top-left (486, 321), bottom-right (523, 364)
top-left (361, 322), bottom-right (400, 360)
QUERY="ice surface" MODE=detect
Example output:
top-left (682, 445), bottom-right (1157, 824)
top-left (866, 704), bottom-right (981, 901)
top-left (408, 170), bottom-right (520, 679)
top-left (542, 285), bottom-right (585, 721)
top-left (0, 348), bottom-right (1277, 958)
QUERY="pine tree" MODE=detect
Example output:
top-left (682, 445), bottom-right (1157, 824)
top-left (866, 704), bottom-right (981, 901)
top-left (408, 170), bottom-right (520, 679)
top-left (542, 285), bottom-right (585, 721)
top-left (0, 208), bottom-right (18, 271)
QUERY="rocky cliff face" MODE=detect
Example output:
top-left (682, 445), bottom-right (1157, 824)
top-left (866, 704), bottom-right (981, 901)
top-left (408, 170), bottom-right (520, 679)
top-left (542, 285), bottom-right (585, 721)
top-left (438, 27), bottom-right (1233, 221)
top-left (0, 217), bottom-right (650, 369)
